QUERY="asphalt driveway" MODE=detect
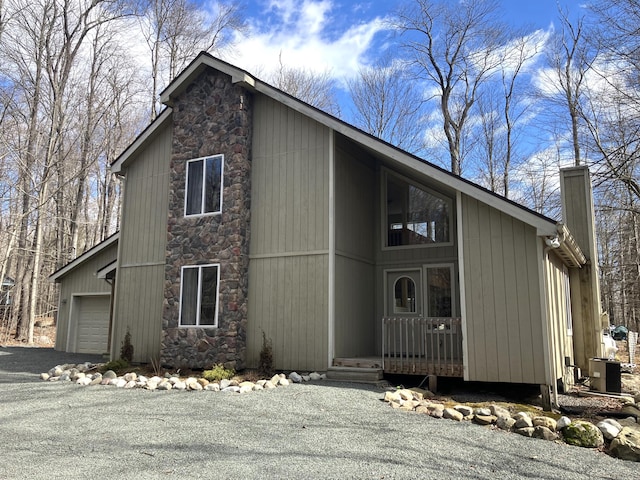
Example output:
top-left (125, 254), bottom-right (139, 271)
top-left (0, 346), bottom-right (636, 479)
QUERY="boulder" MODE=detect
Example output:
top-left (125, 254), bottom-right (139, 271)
top-left (533, 416), bottom-right (557, 431)
top-left (473, 414), bottom-right (497, 426)
top-left (562, 421), bottom-right (604, 448)
top-left (289, 372), bottom-right (303, 383)
top-left (597, 419), bottom-right (623, 441)
top-left (443, 408), bottom-right (464, 421)
top-left (496, 415), bottom-right (516, 431)
top-left (557, 416), bottom-right (572, 430)
top-left (454, 405), bottom-right (474, 417)
top-left (514, 412), bottom-right (533, 429)
top-left (515, 427), bottom-right (535, 437)
top-left (533, 426), bottom-right (558, 441)
top-left (490, 405), bottom-right (511, 418)
top-left (609, 426), bottom-right (640, 461)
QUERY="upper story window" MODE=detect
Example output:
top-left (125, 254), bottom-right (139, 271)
top-left (385, 173), bottom-right (451, 247)
top-left (185, 155), bottom-right (223, 216)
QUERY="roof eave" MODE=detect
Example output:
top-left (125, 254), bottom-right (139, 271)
top-left (49, 233), bottom-right (120, 282)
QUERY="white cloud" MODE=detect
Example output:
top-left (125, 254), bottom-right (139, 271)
top-left (223, 0), bottom-right (389, 84)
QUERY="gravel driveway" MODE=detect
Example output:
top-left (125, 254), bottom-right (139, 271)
top-left (0, 346), bottom-right (636, 479)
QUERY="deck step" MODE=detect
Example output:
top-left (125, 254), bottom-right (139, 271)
top-left (332, 357), bottom-right (382, 369)
top-left (326, 366), bottom-right (384, 383)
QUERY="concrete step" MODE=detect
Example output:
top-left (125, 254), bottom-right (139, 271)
top-left (326, 366), bottom-right (384, 383)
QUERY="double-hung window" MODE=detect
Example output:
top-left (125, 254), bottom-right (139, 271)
top-left (179, 264), bottom-right (220, 327)
top-left (185, 155), bottom-right (224, 216)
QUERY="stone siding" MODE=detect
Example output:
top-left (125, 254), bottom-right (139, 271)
top-left (162, 69), bottom-right (252, 370)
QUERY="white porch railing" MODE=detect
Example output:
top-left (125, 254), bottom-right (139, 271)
top-left (382, 317), bottom-right (463, 377)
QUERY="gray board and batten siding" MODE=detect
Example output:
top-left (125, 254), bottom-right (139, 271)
top-left (461, 194), bottom-right (547, 385)
top-left (111, 117), bottom-right (173, 363)
top-left (246, 95), bottom-right (330, 371)
top-left (54, 239), bottom-right (118, 353)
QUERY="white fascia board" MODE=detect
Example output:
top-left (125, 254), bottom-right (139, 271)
top-left (49, 233), bottom-right (119, 282)
top-left (111, 109), bottom-right (172, 175)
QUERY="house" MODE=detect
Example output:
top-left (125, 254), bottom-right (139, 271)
top-left (1, 275), bottom-right (15, 312)
top-left (50, 52), bottom-right (607, 401)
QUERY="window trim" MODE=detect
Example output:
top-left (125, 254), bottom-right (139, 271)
top-left (178, 263), bottom-right (221, 328)
top-left (184, 154), bottom-right (224, 217)
top-left (381, 169), bottom-right (454, 250)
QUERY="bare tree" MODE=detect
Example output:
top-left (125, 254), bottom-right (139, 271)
top-left (269, 53), bottom-right (341, 116)
top-left (348, 56), bottom-right (425, 154)
top-left (394, 0), bottom-right (506, 175)
top-left (141, 0), bottom-right (246, 119)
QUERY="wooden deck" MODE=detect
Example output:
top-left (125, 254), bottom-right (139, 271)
top-left (382, 317), bottom-right (464, 378)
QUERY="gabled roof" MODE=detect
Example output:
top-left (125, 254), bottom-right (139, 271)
top-left (49, 233), bottom-right (119, 282)
top-left (114, 52), bottom-right (568, 240)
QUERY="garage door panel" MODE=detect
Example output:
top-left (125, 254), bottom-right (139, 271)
top-left (75, 296), bottom-right (110, 354)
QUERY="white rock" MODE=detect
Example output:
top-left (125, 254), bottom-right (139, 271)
top-left (302, 375), bottom-right (310, 382)
top-left (145, 382), bottom-right (157, 390)
top-left (474, 407), bottom-right (492, 416)
top-left (256, 380), bottom-right (267, 387)
top-left (253, 384), bottom-right (264, 391)
top-left (309, 372), bottom-right (322, 381)
top-left (137, 375), bottom-right (148, 384)
top-left (124, 372), bottom-right (137, 382)
top-left (174, 381), bottom-right (186, 390)
top-left (205, 383), bottom-right (220, 391)
top-left (239, 385), bottom-right (253, 394)
top-left (157, 381), bottom-right (172, 391)
top-left (597, 420), bottom-right (623, 440)
top-left (169, 376), bottom-right (180, 385)
top-left (514, 412), bottom-right (533, 429)
top-left (557, 416), bottom-right (572, 430)
top-left (59, 373), bottom-right (71, 382)
top-left (103, 370), bottom-right (117, 380)
top-left (40, 373), bottom-right (50, 381)
top-left (264, 381), bottom-right (276, 389)
top-left (289, 372), bottom-right (303, 383)
top-left (320, 373), bottom-right (326, 380)
top-left (76, 377), bottom-right (92, 386)
top-left (48, 376), bottom-right (60, 382)
top-left (222, 386), bottom-right (241, 393)
top-left (278, 378), bottom-right (290, 387)
top-left (150, 376), bottom-right (163, 384)
top-left (270, 374), bottom-right (281, 385)
top-left (220, 379), bottom-right (232, 389)
top-left (188, 381), bottom-right (203, 391)
top-left (124, 380), bottom-right (137, 389)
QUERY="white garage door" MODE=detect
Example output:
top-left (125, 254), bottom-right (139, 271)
top-left (75, 296), bottom-right (110, 354)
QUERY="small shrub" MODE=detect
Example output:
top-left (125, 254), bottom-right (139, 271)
top-left (120, 328), bottom-right (134, 362)
top-left (202, 363), bottom-right (235, 382)
top-left (258, 330), bottom-right (273, 377)
top-left (100, 358), bottom-right (130, 374)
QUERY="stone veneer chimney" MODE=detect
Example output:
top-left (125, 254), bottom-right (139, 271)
top-left (560, 166), bottom-right (605, 371)
top-left (161, 69), bottom-right (252, 369)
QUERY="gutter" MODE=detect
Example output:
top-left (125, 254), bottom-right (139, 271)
top-left (544, 224), bottom-right (587, 268)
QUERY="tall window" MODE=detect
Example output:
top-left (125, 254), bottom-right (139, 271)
top-left (185, 155), bottom-right (223, 216)
top-left (386, 174), bottom-right (451, 247)
top-left (425, 266), bottom-right (453, 317)
top-left (179, 264), bottom-right (220, 327)
top-left (393, 276), bottom-right (417, 313)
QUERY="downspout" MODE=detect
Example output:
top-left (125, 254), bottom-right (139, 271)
top-left (541, 239), bottom-right (559, 408)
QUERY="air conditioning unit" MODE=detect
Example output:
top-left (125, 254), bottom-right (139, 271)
top-left (589, 358), bottom-right (621, 393)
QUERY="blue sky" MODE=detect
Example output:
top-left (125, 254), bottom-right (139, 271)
top-left (224, 0), bottom-right (586, 80)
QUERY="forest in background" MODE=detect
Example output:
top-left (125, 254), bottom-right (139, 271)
top-left (0, 0), bottom-right (638, 342)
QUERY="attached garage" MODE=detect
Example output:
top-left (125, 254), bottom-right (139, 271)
top-left (73, 295), bottom-right (110, 354)
top-left (49, 233), bottom-right (118, 355)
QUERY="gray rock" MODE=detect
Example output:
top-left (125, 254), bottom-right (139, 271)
top-left (598, 419), bottom-right (623, 440)
top-left (454, 405), bottom-right (473, 417)
top-left (533, 426), bottom-right (558, 441)
top-left (473, 414), bottom-right (497, 426)
top-left (490, 405), bottom-right (511, 418)
top-left (474, 407), bottom-right (492, 417)
top-left (302, 375), bottom-right (310, 382)
top-left (309, 372), bottom-right (322, 381)
top-left (222, 386), bottom-right (241, 393)
top-left (289, 372), bottom-right (303, 383)
top-left (496, 415), bottom-right (516, 431)
top-left (59, 373), bottom-right (71, 382)
top-left (514, 412), bottom-right (533, 429)
top-left (103, 370), bottom-right (117, 379)
top-left (609, 426), bottom-right (640, 461)
top-left (515, 427), bottom-right (535, 437)
top-left (443, 408), bottom-right (464, 421)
